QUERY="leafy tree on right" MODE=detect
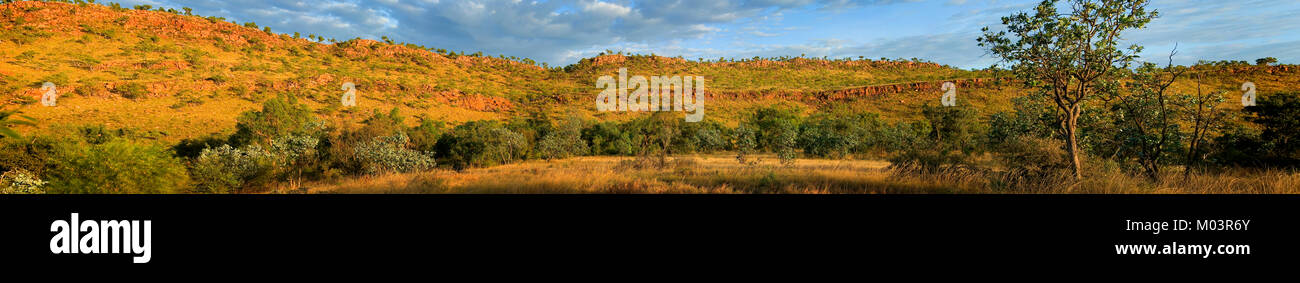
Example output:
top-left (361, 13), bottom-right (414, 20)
top-left (979, 0), bottom-right (1158, 180)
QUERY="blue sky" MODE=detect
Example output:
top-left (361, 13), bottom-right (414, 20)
top-left (110, 0), bottom-right (1300, 69)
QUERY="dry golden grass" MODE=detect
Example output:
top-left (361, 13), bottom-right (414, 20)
top-left (16, 95), bottom-right (254, 140)
top-left (309, 154), bottom-right (921, 194)
top-left (302, 154), bottom-right (1300, 194)
top-left (1079, 169), bottom-right (1300, 194)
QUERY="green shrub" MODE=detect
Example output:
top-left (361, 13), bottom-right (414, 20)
top-left (1207, 122), bottom-right (1265, 167)
top-left (1236, 92), bottom-right (1300, 167)
top-left (407, 119), bottom-right (444, 153)
top-left (190, 144), bottom-right (275, 193)
top-left (744, 106), bottom-right (801, 165)
top-left (181, 48), bottom-right (210, 67)
top-left (675, 120), bottom-right (728, 154)
top-left (536, 117), bottom-right (588, 160)
top-left (436, 121), bottom-right (527, 170)
top-left (358, 108), bottom-right (406, 139)
top-left (582, 121), bottom-right (632, 156)
top-left (798, 111), bottom-right (882, 158)
top-left (190, 134), bottom-right (322, 193)
top-left (70, 54), bottom-right (102, 71)
top-left (988, 108), bottom-right (1050, 144)
top-left (173, 133), bottom-right (230, 159)
top-left (0, 136), bottom-right (57, 176)
top-left (888, 144), bottom-right (972, 174)
top-left (878, 121), bottom-right (931, 153)
top-left (994, 136), bottom-right (1071, 179)
top-left (80, 23), bottom-right (118, 39)
top-left (272, 135), bottom-right (320, 163)
top-left (920, 102), bottom-right (985, 153)
top-left (271, 134), bottom-right (322, 180)
top-left (322, 108), bottom-right (407, 174)
top-left (226, 84), bottom-right (250, 97)
top-left (353, 133), bottom-right (436, 174)
top-left (624, 112), bottom-right (682, 167)
top-left (73, 78), bottom-right (105, 97)
top-left (14, 50), bottom-right (37, 60)
top-left (886, 104), bottom-right (985, 174)
top-left (229, 94), bottom-right (320, 146)
top-left (46, 141), bottom-right (190, 194)
top-left (36, 73), bottom-right (71, 87)
top-left (170, 90), bottom-right (205, 109)
top-left (503, 111), bottom-right (554, 160)
top-left (732, 124), bottom-right (759, 165)
top-left (73, 124), bottom-right (147, 144)
top-left (112, 82), bottom-right (149, 99)
top-left (0, 26), bottom-right (52, 45)
top-left (206, 74), bottom-right (231, 84)
top-left (0, 168), bottom-right (46, 194)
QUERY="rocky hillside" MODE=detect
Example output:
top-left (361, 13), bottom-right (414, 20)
top-left (2, 1), bottom-right (1297, 141)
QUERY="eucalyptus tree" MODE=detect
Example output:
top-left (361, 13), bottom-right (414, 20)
top-left (979, 0), bottom-right (1158, 180)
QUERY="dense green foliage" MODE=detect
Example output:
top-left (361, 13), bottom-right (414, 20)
top-left (229, 94), bottom-right (319, 146)
top-left (798, 110), bottom-right (883, 158)
top-left (888, 103), bottom-right (983, 173)
top-left (536, 117), bottom-right (588, 160)
top-left (46, 140), bottom-right (190, 193)
top-left (190, 144), bottom-right (275, 193)
top-left (1225, 92), bottom-right (1300, 167)
top-left (111, 82), bottom-right (148, 99)
top-left (353, 132), bottom-right (436, 174)
top-left (741, 106), bottom-right (802, 165)
top-left (979, 0), bottom-right (1158, 179)
top-left (435, 120), bottom-right (526, 170)
top-left (0, 85), bottom-right (1296, 194)
top-left (582, 121), bottom-right (633, 156)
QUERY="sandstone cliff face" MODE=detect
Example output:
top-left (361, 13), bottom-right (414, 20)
top-left (706, 77), bottom-right (1011, 102)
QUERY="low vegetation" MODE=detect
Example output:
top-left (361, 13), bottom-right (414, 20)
top-left (0, 87), bottom-right (1295, 194)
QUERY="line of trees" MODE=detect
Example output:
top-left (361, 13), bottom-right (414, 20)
top-left (974, 0), bottom-right (1300, 182)
top-left (1, 83), bottom-right (1298, 193)
top-left (0, 93), bottom-right (947, 193)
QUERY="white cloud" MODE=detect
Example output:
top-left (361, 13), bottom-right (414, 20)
top-left (580, 1), bottom-right (632, 17)
top-left (105, 0), bottom-right (1300, 67)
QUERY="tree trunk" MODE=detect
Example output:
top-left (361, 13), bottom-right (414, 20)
top-left (1065, 108), bottom-right (1083, 180)
top-left (1184, 138), bottom-right (1199, 178)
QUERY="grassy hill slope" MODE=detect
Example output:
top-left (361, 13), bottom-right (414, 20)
top-left (2, 1), bottom-right (1298, 142)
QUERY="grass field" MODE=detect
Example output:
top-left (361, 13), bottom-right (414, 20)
top-left (303, 154), bottom-right (1300, 194)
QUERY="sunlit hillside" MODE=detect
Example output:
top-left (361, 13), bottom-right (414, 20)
top-left (0, 1), bottom-right (983, 140)
top-left (4, 1), bottom-right (1297, 142)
